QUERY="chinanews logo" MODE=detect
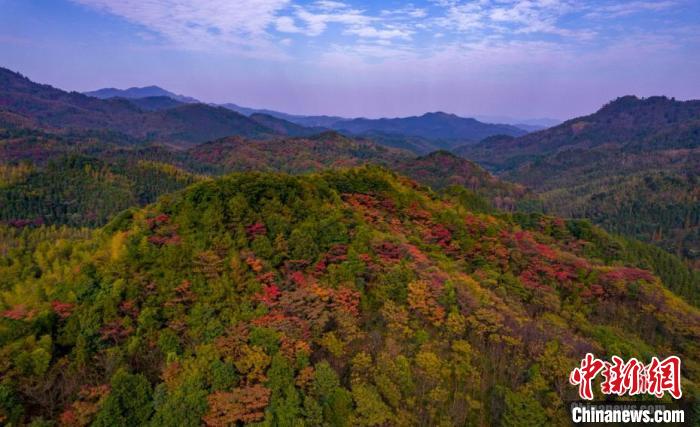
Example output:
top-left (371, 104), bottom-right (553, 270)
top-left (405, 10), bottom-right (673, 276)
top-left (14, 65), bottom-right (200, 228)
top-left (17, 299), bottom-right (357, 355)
top-left (569, 353), bottom-right (682, 400)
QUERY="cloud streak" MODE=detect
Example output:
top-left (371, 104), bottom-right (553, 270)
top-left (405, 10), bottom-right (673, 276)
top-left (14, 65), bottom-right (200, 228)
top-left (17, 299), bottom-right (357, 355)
top-left (71, 0), bottom-right (291, 56)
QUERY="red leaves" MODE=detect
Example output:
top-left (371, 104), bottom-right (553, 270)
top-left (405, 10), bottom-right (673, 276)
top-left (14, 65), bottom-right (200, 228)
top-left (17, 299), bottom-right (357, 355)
top-left (256, 272), bottom-right (276, 285)
top-left (424, 223), bottom-right (453, 247)
top-left (315, 244), bottom-right (348, 272)
top-left (331, 287), bottom-right (361, 318)
top-left (289, 271), bottom-right (308, 288)
top-left (246, 222), bottom-right (267, 239)
top-left (581, 284), bottom-right (606, 299)
top-left (203, 385), bottom-right (271, 426)
top-left (51, 300), bottom-right (75, 319)
top-left (1, 304), bottom-right (34, 321)
top-left (343, 193), bottom-right (396, 223)
top-left (408, 280), bottom-right (445, 326)
top-left (602, 267), bottom-right (655, 284)
top-left (246, 255), bottom-right (264, 273)
top-left (407, 202), bottom-right (431, 222)
top-left (99, 320), bottom-right (133, 343)
top-left (147, 213), bottom-right (180, 246)
top-left (119, 300), bottom-right (139, 318)
top-left (256, 284), bottom-right (280, 306)
top-left (147, 234), bottom-right (181, 246)
top-left (165, 280), bottom-right (195, 307)
top-left (146, 213), bottom-right (170, 230)
top-left (60, 384), bottom-right (110, 427)
top-left (404, 244), bottom-right (430, 265)
top-left (374, 241), bottom-right (404, 263)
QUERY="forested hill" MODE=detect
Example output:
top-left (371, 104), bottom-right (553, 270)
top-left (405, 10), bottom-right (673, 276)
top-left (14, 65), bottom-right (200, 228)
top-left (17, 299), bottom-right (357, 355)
top-left (461, 95), bottom-right (700, 172)
top-left (0, 129), bottom-right (528, 230)
top-left (0, 167), bottom-right (698, 425)
top-left (457, 96), bottom-right (700, 265)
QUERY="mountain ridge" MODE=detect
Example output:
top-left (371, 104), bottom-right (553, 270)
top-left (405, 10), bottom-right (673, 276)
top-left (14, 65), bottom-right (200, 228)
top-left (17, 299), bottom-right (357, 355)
top-left (457, 95), bottom-right (700, 264)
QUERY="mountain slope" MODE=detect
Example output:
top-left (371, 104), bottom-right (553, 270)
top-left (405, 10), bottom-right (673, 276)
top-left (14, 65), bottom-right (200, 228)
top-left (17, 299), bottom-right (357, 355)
top-left (0, 68), bottom-right (275, 146)
top-left (334, 112), bottom-right (527, 147)
top-left (84, 85), bottom-right (199, 103)
top-left (221, 103), bottom-right (347, 128)
top-left (459, 96), bottom-right (700, 264)
top-left (0, 128), bottom-right (525, 228)
top-left (126, 96), bottom-right (185, 111)
top-left (0, 167), bottom-right (697, 425)
top-left (248, 113), bottom-right (325, 137)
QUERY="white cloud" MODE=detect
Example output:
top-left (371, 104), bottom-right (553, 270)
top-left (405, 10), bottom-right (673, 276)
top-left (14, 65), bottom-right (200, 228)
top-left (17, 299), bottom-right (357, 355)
top-left (292, 4), bottom-right (373, 36)
top-left (344, 25), bottom-right (413, 40)
top-left (314, 1), bottom-right (349, 11)
top-left (69, 0), bottom-right (686, 64)
top-left (276, 16), bottom-right (303, 33)
top-left (71, 0), bottom-right (290, 55)
top-left (587, 1), bottom-right (677, 18)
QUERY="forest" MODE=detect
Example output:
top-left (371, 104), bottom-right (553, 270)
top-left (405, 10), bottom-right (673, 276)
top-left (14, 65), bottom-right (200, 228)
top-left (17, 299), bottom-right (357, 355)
top-left (1, 167), bottom-right (698, 426)
top-left (1, 67), bottom-right (699, 426)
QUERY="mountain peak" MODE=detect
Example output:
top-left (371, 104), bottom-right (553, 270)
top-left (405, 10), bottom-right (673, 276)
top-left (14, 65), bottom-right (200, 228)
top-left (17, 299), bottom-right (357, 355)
top-left (422, 111), bottom-right (459, 119)
top-left (84, 86), bottom-right (199, 103)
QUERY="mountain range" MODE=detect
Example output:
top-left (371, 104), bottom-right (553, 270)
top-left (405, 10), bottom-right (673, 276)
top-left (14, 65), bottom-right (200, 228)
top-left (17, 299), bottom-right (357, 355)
top-left (81, 83), bottom-right (534, 150)
top-left (1, 65), bottom-right (700, 426)
top-left (0, 68), bottom-right (273, 146)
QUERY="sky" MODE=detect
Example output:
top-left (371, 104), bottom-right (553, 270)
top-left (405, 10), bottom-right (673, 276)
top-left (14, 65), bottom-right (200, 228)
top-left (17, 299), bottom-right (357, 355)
top-left (1, 0), bottom-right (699, 121)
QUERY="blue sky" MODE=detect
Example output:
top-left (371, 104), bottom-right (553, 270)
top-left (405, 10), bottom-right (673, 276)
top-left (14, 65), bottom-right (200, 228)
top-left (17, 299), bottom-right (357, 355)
top-left (1, 0), bottom-right (699, 120)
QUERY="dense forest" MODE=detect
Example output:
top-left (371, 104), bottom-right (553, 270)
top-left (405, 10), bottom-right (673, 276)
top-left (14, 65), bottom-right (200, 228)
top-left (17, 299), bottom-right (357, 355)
top-left (458, 96), bottom-right (700, 267)
top-left (1, 167), bottom-right (698, 426)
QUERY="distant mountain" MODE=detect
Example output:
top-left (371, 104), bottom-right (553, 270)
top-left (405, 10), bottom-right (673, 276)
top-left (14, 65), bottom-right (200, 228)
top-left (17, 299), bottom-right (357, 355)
top-left (84, 85), bottom-right (199, 103)
top-left (348, 130), bottom-right (442, 154)
top-left (332, 112), bottom-right (527, 148)
top-left (221, 103), bottom-right (346, 128)
top-left (221, 106), bottom-right (533, 147)
top-left (512, 123), bottom-right (545, 132)
top-left (475, 115), bottom-right (562, 129)
top-left (248, 113), bottom-right (326, 137)
top-left (126, 96), bottom-right (185, 111)
top-left (459, 95), bottom-right (700, 264)
top-left (0, 67), bottom-right (276, 146)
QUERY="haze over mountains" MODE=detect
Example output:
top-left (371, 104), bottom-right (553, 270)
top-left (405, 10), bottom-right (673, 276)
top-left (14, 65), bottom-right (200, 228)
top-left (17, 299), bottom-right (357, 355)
top-left (80, 82), bottom-right (538, 150)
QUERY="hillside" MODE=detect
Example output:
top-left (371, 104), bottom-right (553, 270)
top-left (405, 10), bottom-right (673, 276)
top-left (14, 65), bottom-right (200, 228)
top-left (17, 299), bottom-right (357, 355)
top-left (459, 96), bottom-right (700, 264)
top-left (395, 151), bottom-right (528, 211)
top-left (248, 114), bottom-right (325, 137)
top-left (0, 167), bottom-right (697, 425)
top-left (334, 112), bottom-right (527, 148)
top-left (0, 127), bottom-right (526, 231)
top-left (187, 134), bottom-right (528, 212)
top-left (0, 155), bottom-right (202, 227)
top-left (187, 132), bottom-right (408, 174)
top-left (125, 96), bottom-right (185, 111)
top-left (0, 68), bottom-right (275, 146)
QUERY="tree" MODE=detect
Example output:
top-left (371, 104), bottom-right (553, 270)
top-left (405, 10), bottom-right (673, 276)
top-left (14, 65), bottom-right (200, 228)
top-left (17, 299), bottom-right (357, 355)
top-left (93, 369), bottom-right (153, 427)
top-left (203, 385), bottom-right (271, 426)
top-left (500, 387), bottom-right (548, 427)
